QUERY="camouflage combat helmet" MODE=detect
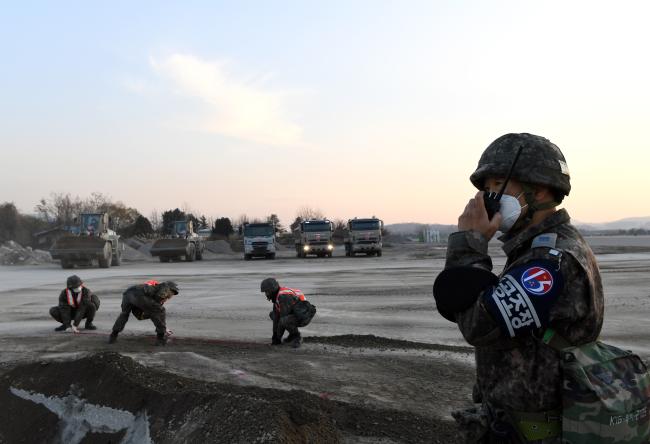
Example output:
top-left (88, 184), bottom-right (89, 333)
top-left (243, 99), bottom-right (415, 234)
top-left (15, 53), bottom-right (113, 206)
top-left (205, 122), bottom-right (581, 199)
top-left (66, 275), bottom-right (82, 288)
top-left (470, 133), bottom-right (571, 197)
top-left (260, 277), bottom-right (280, 295)
top-left (157, 281), bottom-right (179, 296)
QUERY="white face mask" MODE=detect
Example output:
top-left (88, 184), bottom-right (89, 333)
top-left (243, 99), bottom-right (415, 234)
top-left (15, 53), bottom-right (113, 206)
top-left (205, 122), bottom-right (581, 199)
top-left (498, 193), bottom-right (527, 233)
top-left (73, 286), bottom-right (82, 293)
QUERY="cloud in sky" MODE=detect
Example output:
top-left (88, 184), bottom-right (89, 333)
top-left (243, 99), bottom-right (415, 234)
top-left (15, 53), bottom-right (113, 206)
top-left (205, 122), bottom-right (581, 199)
top-left (151, 54), bottom-right (303, 146)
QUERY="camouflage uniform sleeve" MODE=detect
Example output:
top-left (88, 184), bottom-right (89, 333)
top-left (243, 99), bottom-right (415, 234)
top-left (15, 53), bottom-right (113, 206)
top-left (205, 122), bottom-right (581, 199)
top-left (57, 290), bottom-right (73, 326)
top-left (277, 294), bottom-right (295, 317)
top-left (444, 231), bottom-right (500, 346)
top-left (547, 252), bottom-right (592, 344)
top-left (445, 231), bottom-right (493, 271)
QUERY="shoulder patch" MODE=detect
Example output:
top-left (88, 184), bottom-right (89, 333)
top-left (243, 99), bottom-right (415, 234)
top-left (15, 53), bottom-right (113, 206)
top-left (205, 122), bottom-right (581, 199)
top-left (531, 233), bottom-right (557, 249)
top-left (483, 259), bottom-right (564, 338)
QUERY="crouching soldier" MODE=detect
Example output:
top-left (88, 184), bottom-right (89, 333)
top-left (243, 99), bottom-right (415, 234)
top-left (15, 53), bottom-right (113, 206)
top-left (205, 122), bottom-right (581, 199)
top-left (261, 278), bottom-right (316, 348)
top-left (50, 275), bottom-right (99, 333)
top-left (108, 280), bottom-right (178, 346)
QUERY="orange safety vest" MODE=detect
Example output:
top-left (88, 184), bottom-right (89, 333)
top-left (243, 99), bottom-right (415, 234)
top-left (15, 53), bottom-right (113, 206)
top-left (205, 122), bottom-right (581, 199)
top-left (274, 287), bottom-right (305, 312)
top-left (65, 288), bottom-right (83, 308)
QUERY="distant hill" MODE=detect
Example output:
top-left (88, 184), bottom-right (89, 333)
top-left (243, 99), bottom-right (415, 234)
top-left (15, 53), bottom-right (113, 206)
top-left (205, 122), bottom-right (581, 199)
top-left (388, 216), bottom-right (650, 235)
top-left (574, 216), bottom-right (650, 232)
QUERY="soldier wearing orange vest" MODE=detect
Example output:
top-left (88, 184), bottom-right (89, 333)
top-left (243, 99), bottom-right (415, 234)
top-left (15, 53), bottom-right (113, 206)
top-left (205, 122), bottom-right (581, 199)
top-left (261, 277), bottom-right (310, 348)
top-left (108, 280), bottom-right (178, 346)
top-left (50, 275), bottom-right (100, 333)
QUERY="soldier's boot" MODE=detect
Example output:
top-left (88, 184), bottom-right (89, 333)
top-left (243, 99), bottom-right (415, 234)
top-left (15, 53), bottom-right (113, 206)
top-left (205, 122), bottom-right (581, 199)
top-left (283, 333), bottom-right (298, 344)
top-left (84, 321), bottom-right (97, 330)
top-left (155, 333), bottom-right (167, 346)
top-left (271, 335), bottom-right (282, 345)
top-left (291, 333), bottom-right (302, 349)
top-left (108, 331), bottom-right (118, 344)
top-left (54, 324), bottom-right (67, 332)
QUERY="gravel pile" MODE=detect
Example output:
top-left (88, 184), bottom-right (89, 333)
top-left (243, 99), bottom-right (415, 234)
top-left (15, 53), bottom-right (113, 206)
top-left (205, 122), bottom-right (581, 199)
top-left (0, 241), bottom-right (52, 265)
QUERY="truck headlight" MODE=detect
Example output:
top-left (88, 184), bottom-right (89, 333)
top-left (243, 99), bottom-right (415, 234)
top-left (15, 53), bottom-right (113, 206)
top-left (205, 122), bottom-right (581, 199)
top-left (327, 244), bottom-right (334, 250)
top-left (303, 245), bottom-right (310, 252)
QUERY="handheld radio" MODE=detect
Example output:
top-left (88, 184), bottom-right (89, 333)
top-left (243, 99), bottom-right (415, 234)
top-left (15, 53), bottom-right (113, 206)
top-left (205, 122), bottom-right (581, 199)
top-left (483, 145), bottom-right (524, 220)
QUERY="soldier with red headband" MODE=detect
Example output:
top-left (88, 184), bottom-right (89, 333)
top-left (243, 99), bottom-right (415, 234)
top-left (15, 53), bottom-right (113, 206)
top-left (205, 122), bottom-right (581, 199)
top-left (108, 280), bottom-right (179, 346)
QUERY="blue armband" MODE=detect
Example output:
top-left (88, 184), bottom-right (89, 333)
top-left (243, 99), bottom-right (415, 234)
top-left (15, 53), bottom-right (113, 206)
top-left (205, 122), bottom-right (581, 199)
top-left (483, 259), bottom-right (563, 338)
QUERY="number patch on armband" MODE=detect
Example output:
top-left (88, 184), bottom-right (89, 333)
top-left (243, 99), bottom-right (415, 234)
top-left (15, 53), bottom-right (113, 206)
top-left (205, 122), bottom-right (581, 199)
top-left (483, 260), bottom-right (563, 338)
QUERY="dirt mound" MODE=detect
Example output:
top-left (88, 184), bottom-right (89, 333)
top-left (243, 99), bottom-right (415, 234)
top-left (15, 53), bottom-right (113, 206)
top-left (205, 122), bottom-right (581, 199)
top-left (0, 352), bottom-right (459, 444)
top-left (305, 335), bottom-right (473, 353)
top-left (205, 240), bottom-right (234, 254)
top-left (0, 240), bottom-right (52, 265)
top-left (121, 242), bottom-right (153, 262)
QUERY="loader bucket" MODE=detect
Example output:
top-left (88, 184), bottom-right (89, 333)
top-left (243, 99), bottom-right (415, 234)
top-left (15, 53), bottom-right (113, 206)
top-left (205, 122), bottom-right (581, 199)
top-left (50, 236), bottom-right (111, 264)
top-left (150, 238), bottom-right (190, 258)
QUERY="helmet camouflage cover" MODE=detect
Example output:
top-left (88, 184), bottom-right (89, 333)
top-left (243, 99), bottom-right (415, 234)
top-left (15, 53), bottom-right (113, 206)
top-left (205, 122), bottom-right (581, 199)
top-left (260, 277), bottom-right (280, 294)
top-left (470, 133), bottom-right (571, 196)
top-left (66, 275), bottom-right (82, 288)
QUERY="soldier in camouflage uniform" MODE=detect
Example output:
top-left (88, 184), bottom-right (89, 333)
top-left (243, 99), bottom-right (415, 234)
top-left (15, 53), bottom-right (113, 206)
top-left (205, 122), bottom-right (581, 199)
top-left (50, 275), bottom-right (100, 332)
top-left (108, 280), bottom-right (179, 346)
top-left (434, 133), bottom-right (604, 443)
top-left (261, 277), bottom-right (309, 348)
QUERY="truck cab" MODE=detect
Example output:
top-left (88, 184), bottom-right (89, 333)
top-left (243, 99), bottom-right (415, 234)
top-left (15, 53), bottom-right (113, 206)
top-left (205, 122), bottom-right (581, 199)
top-left (344, 217), bottom-right (384, 257)
top-left (294, 219), bottom-right (334, 258)
top-left (243, 222), bottom-right (276, 260)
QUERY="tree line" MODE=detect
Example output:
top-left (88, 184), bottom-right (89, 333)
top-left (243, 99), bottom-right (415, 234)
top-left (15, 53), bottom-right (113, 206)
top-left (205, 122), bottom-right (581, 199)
top-left (0, 193), bottom-right (359, 246)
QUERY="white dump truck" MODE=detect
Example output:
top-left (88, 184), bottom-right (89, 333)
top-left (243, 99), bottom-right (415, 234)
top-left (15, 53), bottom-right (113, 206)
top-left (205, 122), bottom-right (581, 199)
top-left (344, 217), bottom-right (383, 257)
top-left (243, 222), bottom-right (277, 260)
top-left (293, 219), bottom-right (334, 258)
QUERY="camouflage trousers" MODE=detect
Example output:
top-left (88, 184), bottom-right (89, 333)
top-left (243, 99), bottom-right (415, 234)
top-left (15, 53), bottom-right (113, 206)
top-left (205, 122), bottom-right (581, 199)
top-left (49, 305), bottom-right (95, 327)
top-left (270, 311), bottom-right (299, 340)
top-left (453, 405), bottom-right (561, 444)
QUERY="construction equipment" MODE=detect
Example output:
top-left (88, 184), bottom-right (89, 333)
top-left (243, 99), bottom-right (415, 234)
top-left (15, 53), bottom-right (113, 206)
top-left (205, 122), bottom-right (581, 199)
top-left (150, 220), bottom-right (205, 262)
top-left (344, 217), bottom-right (384, 257)
top-left (243, 222), bottom-right (276, 260)
top-left (294, 219), bottom-right (334, 258)
top-left (50, 213), bottom-right (123, 269)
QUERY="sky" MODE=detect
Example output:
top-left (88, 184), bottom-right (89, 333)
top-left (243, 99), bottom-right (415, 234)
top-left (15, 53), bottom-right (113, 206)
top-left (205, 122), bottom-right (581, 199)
top-left (2, 1), bottom-right (650, 225)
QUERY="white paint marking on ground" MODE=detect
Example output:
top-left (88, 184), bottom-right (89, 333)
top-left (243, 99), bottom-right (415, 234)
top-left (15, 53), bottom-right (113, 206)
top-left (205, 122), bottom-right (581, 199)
top-left (9, 387), bottom-right (152, 444)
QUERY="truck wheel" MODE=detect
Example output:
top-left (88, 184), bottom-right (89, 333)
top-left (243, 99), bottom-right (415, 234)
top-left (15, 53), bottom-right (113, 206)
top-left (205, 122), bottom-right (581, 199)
top-left (327, 252), bottom-right (333, 258)
top-left (186, 246), bottom-right (196, 262)
top-left (61, 259), bottom-right (74, 269)
top-left (99, 248), bottom-right (112, 268)
top-left (376, 250), bottom-right (382, 257)
top-left (196, 248), bottom-right (203, 260)
top-left (267, 253), bottom-right (276, 260)
top-left (244, 254), bottom-right (252, 261)
top-left (111, 248), bottom-right (122, 266)
top-left (159, 256), bottom-right (170, 263)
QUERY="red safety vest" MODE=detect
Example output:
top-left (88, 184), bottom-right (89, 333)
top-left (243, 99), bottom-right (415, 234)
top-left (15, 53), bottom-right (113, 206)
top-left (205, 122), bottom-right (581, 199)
top-left (65, 288), bottom-right (83, 308)
top-left (274, 287), bottom-right (305, 312)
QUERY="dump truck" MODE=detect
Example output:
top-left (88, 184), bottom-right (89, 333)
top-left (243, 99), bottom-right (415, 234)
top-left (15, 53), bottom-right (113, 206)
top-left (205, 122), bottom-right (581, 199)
top-left (344, 217), bottom-right (384, 257)
top-left (150, 220), bottom-right (205, 262)
top-left (294, 219), bottom-right (334, 258)
top-left (243, 222), bottom-right (276, 260)
top-left (50, 213), bottom-right (123, 269)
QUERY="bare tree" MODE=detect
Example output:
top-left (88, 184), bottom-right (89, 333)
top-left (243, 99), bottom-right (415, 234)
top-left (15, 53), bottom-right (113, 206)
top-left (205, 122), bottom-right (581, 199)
top-left (295, 205), bottom-right (325, 221)
top-left (149, 209), bottom-right (162, 232)
top-left (35, 193), bottom-right (83, 225)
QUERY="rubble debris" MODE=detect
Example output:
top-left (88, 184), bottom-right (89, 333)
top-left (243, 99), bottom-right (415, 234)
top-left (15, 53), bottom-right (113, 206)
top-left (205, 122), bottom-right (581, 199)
top-left (0, 240), bottom-right (52, 265)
